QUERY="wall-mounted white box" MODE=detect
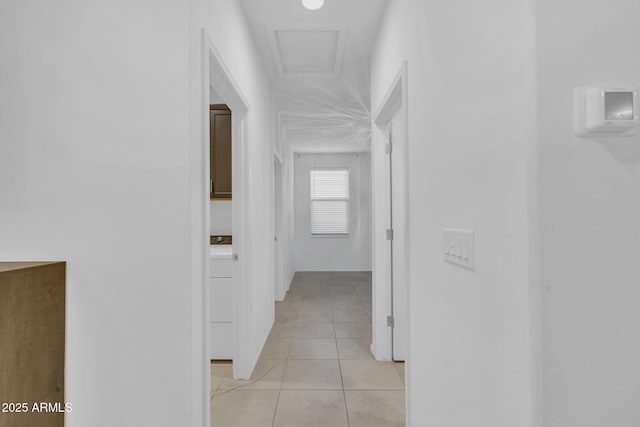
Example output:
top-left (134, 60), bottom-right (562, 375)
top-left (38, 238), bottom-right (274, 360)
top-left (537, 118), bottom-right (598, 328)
top-left (574, 87), bottom-right (639, 137)
top-left (443, 229), bottom-right (474, 270)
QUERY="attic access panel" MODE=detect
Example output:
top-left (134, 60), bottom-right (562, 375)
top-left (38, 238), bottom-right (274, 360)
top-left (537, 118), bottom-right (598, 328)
top-left (268, 26), bottom-right (346, 79)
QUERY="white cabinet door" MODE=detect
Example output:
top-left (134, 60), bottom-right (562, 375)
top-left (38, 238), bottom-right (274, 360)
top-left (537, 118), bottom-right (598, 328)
top-left (208, 256), bottom-right (233, 360)
top-left (209, 277), bottom-right (233, 322)
top-left (209, 323), bottom-right (233, 360)
top-left (210, 258), bottom-right (233, 278)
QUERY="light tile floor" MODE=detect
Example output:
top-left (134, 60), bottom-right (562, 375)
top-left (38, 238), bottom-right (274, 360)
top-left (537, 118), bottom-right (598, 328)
top-left (211, 271), bottom-right (405, 427)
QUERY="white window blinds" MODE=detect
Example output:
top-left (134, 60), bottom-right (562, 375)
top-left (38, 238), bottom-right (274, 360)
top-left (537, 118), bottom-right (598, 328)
top-left (310, 169), bottom-right (349, 235)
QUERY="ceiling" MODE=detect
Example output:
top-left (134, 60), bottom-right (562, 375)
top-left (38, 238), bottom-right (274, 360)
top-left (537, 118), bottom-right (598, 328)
top-left (239, 0), bottom-right (388, 152)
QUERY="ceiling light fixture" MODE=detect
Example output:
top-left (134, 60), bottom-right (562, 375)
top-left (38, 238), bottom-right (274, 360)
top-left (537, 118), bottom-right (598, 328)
top-left (302, 0), bottom-right (324, 11)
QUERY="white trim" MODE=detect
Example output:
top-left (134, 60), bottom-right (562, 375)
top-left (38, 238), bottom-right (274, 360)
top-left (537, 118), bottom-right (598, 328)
top-left (273, 111), bottom-right (287, 301)
top-left (189, 30), bottom-right (210, 427)
top-left (274, 150), bottom-right (284, 165)
top-left (199, 30), bottom-right (253, 398)
top-left (283, 145), bottom-right (296, 293)
top-left (266, 25), bottom-right (347, 80)
top-left (273, 155), bottom-right (285, 301)
top-left (373, 63), bottom-right (406, 128)
top-left (371, 61), bottom-right (411, 427)
top-left (206, 34), bottom-right (250, 113)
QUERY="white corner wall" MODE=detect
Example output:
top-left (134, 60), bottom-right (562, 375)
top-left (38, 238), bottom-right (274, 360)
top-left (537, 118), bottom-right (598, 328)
top-left (282, 145), bottom-right (297, 290)
top-left (0, 1), bottom-right (192, 426)
top-left (293, 153), bottom-right (372, 272)
top-left (0, 0), bottom-right (274, 426)
top-left (371, 0), bottom-right (537, 426)
top-left (537, 0), bottom-right (640, 425)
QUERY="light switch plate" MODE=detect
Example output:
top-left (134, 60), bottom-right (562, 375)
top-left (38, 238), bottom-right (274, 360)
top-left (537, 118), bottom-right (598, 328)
top-left (443, 229), bottom-right (474, 270)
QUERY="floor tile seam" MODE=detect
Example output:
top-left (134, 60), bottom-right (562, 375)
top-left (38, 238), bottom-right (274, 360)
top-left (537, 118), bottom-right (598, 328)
top-left (215, 365), bottom-right (234, 396)
top-left (216, 362), bottom-right (284, 393)
top-left (286, 339), bottom-right (339, 359)
top-left (278, 312), bottom-right (333, 316)
top-left (277, 336), bottom-right (335, 340)
top-left (217, 386), bottom-right (282, 391)
top-left (274, 320), bottom-right (334, 324)
top-left (279, 387), bottom-right (346, 391)
top-left (331, 304), bottom-right (351, 427)
top-left (271, 351), bottom-right (289, 427)
top-left (350, 282), bottom-right (369, 313)
top-left (331, 304), bottom-right (368, 312)
top-left (333, 320), bottom-right (371, 324)
top-left (283, 336), bottom-right (292, 360)
top-left (286, 357), bottom-right (339, 360)
top-left (284, 278), bottom-right (346, 398)
top-left (337, 358), bottom-right (375, 361)
top-left (211, 365), bottom-right (229, 400)
top-left (276, 321), bottom-right (334, 325)
top-left (210, 370), bottom-right (223, 399)
top-left (288, 337), bottom-right (337, 341)
top-left (391, 364), bottom-right (404, 384)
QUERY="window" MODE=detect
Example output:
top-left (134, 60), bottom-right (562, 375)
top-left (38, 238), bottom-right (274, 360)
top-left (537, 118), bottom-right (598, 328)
top-left (310, 168), bottom-right (349, 235)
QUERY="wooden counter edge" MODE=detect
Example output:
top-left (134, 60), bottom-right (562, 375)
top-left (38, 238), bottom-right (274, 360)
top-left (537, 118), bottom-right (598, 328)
top-left (0, 261), bottom-right (66, 274)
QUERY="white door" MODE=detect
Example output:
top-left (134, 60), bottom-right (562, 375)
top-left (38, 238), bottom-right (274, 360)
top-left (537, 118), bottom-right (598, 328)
top-left (387, 111), bottom-right (406, 361)
top-left (274, 159), bottom-right (284, 301)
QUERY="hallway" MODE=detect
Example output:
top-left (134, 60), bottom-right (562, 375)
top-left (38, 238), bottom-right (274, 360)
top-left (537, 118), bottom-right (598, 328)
top-left (211, 272), bottom-right (405, 427)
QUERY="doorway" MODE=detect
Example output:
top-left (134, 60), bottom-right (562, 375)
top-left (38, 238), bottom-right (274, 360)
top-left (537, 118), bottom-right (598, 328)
top-left (372, 62), bottom-right (409, 362)
top-left (195, 29), bottom-right (254, 427)
top-left (203, 30), bottom-right (252, 378)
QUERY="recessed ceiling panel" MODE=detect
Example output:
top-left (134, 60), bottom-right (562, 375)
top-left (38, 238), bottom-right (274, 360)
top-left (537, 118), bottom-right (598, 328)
top-left (268, 27), bottom-right (346, 79)
top-left (277, 30), bottom-right (338, 73)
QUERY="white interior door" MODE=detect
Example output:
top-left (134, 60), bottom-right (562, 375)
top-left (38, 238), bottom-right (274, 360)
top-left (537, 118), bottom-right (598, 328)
top-left (274, 159), bottom-right (284, 301)
top-left (389, 111), bottom-right (406, 361)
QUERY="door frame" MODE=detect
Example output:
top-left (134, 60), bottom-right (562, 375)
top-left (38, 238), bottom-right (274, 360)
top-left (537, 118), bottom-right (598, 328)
top-left (273, 153), bottom-right (285, 301)
top-left (387, 113), bottom-right (407, 361)
top-left (371, 61), bottom-right (411, 424)
top-left (203, 29), bottom-right (252, 378)
top-left (192, 29), bottom-right (252, 427)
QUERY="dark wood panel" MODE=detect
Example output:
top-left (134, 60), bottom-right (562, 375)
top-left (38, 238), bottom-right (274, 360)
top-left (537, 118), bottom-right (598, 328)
top-left (209, 104), bottom-right (230, 111)
top-left (0, 262), bottom-right (65, 427)
top-left (209, 104), bottom-right (232, 199)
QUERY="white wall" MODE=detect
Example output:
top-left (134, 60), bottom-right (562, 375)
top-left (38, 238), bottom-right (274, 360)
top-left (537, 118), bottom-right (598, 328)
top-left (0, 1), bottom-right (192, 426)
top-left (293, 153), bottom-right (372, 272)
top-left (0, 1), bottom-right (274, 426)
top-left (371, 0), bottom-right (537, 426)
top-left (209, 85), bottom-right (225, 104)
top-left (537, 1), bottom-right (640, 425)
top-left (282, 145), bottom-right (297, 290)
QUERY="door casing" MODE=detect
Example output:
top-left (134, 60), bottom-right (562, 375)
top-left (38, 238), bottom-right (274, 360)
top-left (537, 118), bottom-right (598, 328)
top-left (193, 28), bottom-right (251, 427)
top-left (371, 60), bottom-right (411, 426)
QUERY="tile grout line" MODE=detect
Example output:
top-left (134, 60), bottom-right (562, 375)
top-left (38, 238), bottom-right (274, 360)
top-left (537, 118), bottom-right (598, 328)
top-left (271, 303), bottom-right (293, 427)
top-left (331, 282), bottom-right (351, 427)
top-left (214, 273), bottom-right (375, 427)
top-left (351, 279), bottom-right (371, 320)
top-left (211, 362), bottom-right (233, 399)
